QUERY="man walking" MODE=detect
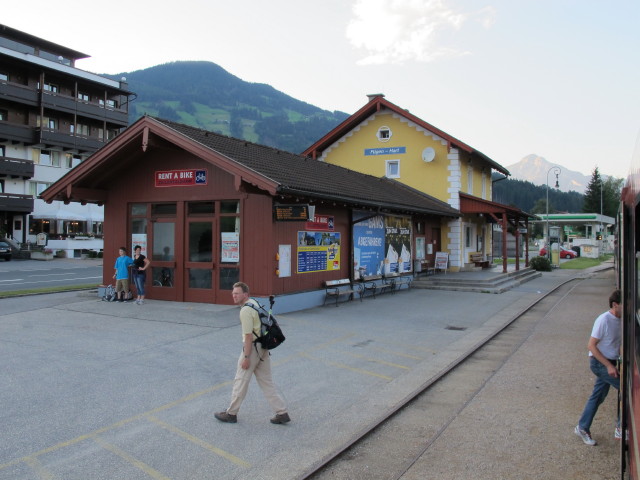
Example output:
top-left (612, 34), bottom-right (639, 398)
top-left (575, 289), bottom-right (622, 446)
top-left (215, 282), bottom-right (290, 424)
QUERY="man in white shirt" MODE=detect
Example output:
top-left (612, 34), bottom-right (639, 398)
top-left (574, 289), bottom-right (621, 446)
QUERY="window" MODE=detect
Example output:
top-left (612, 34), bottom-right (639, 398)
top-left (386, 160), bottom-right (400, 178)
top-left (43, 83), bottom-right (58, 93)
top-left (465, 225), bottom-right (471, 248)
top-left (0, 72), bottom-right (8, 81)
top-left (467, 164), bottom-right (473, 193)
top-left (65, 154), bottom-right (82, 169)
top-left (481, 170), bottom-right (487, 199)
top-left (37, 116), bottom-right (57, 130)
top-left (75, 123), bottom-right (89, 136)
top-left (29, 181), bottom-right (52, 197)
top-left (77, 92), bottom-right (90, 102)
top-left (377, 126), bottom-right (392, 142)
top-left (0, 109), bottom-right (7, 121)
top-left (33, 149), bottom-right (60, 167)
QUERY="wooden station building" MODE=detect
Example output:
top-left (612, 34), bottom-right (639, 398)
top-left (41, 116), bottom-right (461, 308)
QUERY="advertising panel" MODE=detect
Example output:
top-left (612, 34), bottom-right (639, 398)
top-left (353, 214), bottom-right (385, 278)
top-left (353, 213), bottom-right (412, 278)
top-left (296, 231), bottom-right (341, 273)
top-left (220, 232), bottom-right (239, 263)
top-left (384, 215), bottom-right (412, 274)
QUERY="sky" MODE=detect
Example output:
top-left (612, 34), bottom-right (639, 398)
top-left (4, 0), bottom-right (639, 180)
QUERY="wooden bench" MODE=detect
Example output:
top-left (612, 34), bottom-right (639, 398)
top-left (470, 253), bottom-right (490, 269)
top-left (383, 272), bottom-right (413, 292)
top-left (418, 260), bottom-right (435, 276)
top-left (324, 279), bottom-right (355, 306)
top-left (358, 274), bottom-right (393, 300)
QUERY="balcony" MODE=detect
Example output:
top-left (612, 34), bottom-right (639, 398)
top-left (0, 123), bottom-right (36, 144)
top-left (41, 91), bottom-right (128, 126)
top-left (37, 128), bottom-right (105, 153)
top-left (0, 156), bottom-right (34, 179)
top-left (0, 193), bottom-right (34, 213)
top-left (0, 81), bottom-right (39, 106)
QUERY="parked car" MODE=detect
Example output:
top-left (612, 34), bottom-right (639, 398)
top-left (0, 241), bottom-right (12, 261)
top-left (539, 246), bottom-right (577, 259)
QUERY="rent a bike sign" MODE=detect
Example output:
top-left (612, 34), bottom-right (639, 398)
top-left (155, 169), bottom-right (208, 187)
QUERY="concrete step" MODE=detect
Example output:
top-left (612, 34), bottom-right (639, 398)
top-left (412, 267), bottom-right (542, 294)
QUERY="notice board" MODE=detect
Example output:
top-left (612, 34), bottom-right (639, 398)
top-left (435, 251), bottom-right (448, 272)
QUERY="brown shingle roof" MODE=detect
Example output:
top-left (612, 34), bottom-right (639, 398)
top-left (154, 117), bottom-right (460, 217)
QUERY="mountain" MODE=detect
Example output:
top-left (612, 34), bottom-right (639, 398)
top-left (505, 154), bottom-right (593, 194)
top-left (109, 61), bottom-right (349, 154)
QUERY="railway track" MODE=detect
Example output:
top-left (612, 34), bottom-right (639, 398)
top-left (303, 279), bottom-right (581, 480)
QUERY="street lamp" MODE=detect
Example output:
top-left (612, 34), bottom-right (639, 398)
top-left (546, 166), bottom-right (561, 259)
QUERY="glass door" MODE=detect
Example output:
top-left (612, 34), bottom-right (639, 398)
top-left (184, 202), bottom-right (215, 303)
top-left (150, 217), bottom-right (177, 301)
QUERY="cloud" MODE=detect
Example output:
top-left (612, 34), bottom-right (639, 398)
top-left (346, 0), bottom-right (473, 65)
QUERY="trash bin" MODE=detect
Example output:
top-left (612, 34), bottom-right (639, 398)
top-left (571, 246), bottom-right (581, 257)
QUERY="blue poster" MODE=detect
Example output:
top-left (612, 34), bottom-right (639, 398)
top-left (352, 213), bottom-right (385, 278)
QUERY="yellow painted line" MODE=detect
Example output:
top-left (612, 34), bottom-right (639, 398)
top-left (306, 333), bottom-right (357, 352)
top-left (270, 333), bottom-right (358, 367)
top-left (94, 437), bottom-right (171, 480)
top-left (301, 352), bottom-right (392, 380)
top-left (23, 456), bottom-right (56, 480)
top-left (373, 348), bottom-right (423, 360)
top-left (0, 381), bottom-right (232, 472)
top-left (346, 352), bottom-right (410, 369)
top-left (146, 416), bottom-right (250, 468)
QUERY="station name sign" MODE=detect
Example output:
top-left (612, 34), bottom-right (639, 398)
top-left (155, 169), bottom-right (208, 187)
top-left (273, 204), bottom-right (310, 221)
top-left (364, 146), bottom-right (406, 156)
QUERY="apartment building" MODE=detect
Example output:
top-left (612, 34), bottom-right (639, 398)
top-left (0, 24), bottom-right (133, 255)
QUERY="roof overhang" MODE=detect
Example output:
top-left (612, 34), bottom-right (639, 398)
top-left (459, 192), bottom-right (534, 222)
top-left (40, 116), bottom-right (280, 204)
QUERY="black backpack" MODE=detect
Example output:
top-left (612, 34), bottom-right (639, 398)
top-left (243, 301), bottom-right (285, 350)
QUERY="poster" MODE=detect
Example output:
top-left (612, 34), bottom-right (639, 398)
top-left (297, 231), bottom-right (341, 273)
top-left (221, 232), bottom-right (239, 263)
top-left (353, 214), bottom-right (385, 278)
top-left (352, 213), bottom-right (413, 277)
top-left (131, 234), bottom-right (147, 256)
top-left (384, 215), bottom-right (412, 274)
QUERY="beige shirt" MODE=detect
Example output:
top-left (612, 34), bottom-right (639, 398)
top-left (240, 299), bottom-right (261, 340)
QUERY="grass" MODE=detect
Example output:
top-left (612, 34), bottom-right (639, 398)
top-left (0, 284), bottom-right (99, 298)
top-left (559, 255), bottom-right (612, 270)
top-left (493, 254), bottom-right (613, 270)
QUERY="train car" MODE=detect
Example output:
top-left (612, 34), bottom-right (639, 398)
top-left (618, 132), bottom-right (640, 479)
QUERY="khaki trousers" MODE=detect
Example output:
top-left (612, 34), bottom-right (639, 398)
top-left (226, 344), bottom-right (287, 416)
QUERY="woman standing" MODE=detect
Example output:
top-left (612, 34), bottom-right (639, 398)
top-left (132, 245), bottom-right (150, 304)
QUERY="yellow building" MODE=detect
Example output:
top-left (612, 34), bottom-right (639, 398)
top-left (304, 94), bottom-right (530, 272)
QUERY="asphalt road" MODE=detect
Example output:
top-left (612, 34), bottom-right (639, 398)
top-left (0, 258), bottom-right (103, 292)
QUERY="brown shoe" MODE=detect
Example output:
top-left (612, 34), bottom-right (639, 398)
top-left (270, 412), bottom-right (291, 424)
top-left (214, 411), bottom-right (237, 423)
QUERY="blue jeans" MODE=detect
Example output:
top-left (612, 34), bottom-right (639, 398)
top-left (133, 273), bottom-right (146, 297)
top-left (578, 356), bottom-right (620, 432)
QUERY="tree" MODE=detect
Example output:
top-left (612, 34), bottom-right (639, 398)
top-left (582, 167), bottom-right (623, 217)
top-left (583, 167), bottom-right (603, 214)
top-left (602, 176), bottom-right (623, 217)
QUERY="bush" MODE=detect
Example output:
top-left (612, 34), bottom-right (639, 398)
top-left (530, 255), bottom-right (552, 272)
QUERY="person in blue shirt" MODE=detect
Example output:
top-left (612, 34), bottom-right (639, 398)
top-left (113, 246), bottom-right (134, 302)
